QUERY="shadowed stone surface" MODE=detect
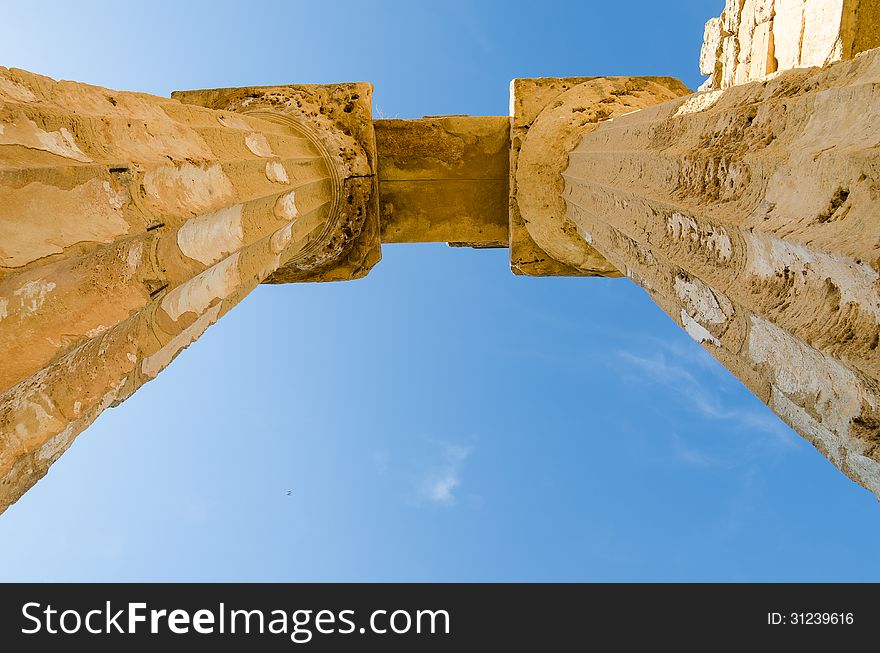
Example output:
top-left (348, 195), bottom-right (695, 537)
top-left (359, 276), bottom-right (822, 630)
top-left (376, 116), bottom-right (509, 248)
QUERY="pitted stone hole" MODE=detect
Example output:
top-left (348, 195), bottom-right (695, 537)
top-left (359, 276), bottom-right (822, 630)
top-left (817, 187), bottom-right (850, 223)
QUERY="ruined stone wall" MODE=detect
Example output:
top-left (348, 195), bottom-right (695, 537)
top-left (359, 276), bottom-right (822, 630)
top-left (700, 0), bottom-right (880, 90)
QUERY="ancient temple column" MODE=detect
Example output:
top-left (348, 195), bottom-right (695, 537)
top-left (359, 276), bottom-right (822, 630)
top-left (0, 68), bottom-right (377, 512)
top-left (515, 51), bottom-right (880, 496)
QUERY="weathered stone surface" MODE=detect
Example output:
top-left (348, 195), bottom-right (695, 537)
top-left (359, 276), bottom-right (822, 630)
top-left (773, 0), bottom-right (805, 71)
top-left (700, 0), bottom-right (880, 90)
top-left (508, 77), bottom-right (603, 277)
top-left (720, 35), bottom-right (740, 89)
top-left (701, 17), bottom-right (724, 76)
top-left (749, 21), bottom-right (775, 78)
top-left (375, 116), bottom-right (508, 247)
top-left (843, 0), bottom-right (880, 58)
top-left (801, 0), bottom-right (848, 66)
top-left (723, 0), bottom-right (747, 33)
top-left (511, 76), bottom-right (689, 277)
top-left (754, 0), bottom-right (775, 23)
top-left (0, 68), bottom-right (368, 513)
top-left (560, 50), bottom-right (880, 496)
top-left (172, 84), bottom-right (381, 283)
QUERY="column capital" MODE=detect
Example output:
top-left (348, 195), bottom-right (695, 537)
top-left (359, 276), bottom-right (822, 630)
top-left (509, 76), bottom-right (689, 277)
top-left (172, 82), bottom-right (381, 283)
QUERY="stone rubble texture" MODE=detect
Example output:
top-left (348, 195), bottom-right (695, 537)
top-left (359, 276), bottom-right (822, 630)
top-left (1, 0), bottom-right (879, 514)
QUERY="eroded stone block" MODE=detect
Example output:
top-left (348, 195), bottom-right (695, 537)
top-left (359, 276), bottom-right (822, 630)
top-left (720, 36), bottom-right (739, 89)
top-left (801, 0), bottom-right (847, 66)
top-left (701, 17), bottom-right (724, 76)
top-left (722, 0), bottom-right (747, 33)
top-left (510, 75), bottom-right (689, 277)
top-left (508, 77), bottom-right (615, 277)
top-left (773, 0), bottom-right (806, 70)
top-left (749, 20), bottom-right (776, 78)
top-left (375, 116), bottom-right (509, 247)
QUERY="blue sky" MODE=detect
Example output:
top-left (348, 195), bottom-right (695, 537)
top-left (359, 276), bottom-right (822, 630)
top-left (2, 0), bottom-right (879, 582)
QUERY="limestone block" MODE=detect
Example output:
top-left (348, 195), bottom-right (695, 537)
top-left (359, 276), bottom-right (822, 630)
top-left (737, 0), bottom-right (758, 62)
top-left (754, 0), bottom-right (774, 23)
top-left (740, 0), bottom-right (775, 31)
top-left (720, 36), bottom-right (739, 89)
top-left (700, 0), bottom-right (880, 90)
top-left (701, 17), bottom-right (724, 75)
top-left (749, 20), bottom-right (776, 78)
top-left (773, 0), bottom-right (804, 70)
top-left (801, 0), bottom-right (847, 66)
top-left (375, 116), bottom-right (509, 247)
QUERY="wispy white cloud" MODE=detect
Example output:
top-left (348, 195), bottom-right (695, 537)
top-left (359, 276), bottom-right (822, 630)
top-left (616, 348), bottom-right (796, 446)
top-left (427, 473), bottom-right (459, 504)
top-left (419, 443), bottom-right (472, 506)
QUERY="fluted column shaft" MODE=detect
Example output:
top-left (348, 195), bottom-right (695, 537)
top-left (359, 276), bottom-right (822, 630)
top-left (0, 68), bottom-right (350, 512)
top-left (558, 52), bottom-right (880, 495)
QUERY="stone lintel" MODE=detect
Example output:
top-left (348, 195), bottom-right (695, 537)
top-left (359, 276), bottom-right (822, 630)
top-left (375, 116), bottom-right (509, 248)
top-left (562, 50), bottom-right (880, 496)
top-left (172, 83), bottom-right (381, 283)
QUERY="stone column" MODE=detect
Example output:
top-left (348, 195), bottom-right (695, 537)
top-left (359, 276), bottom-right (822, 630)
top-left (0, 68), bottom-right (376, 512)
top-left (517, 51), bottom-right (880, 496)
